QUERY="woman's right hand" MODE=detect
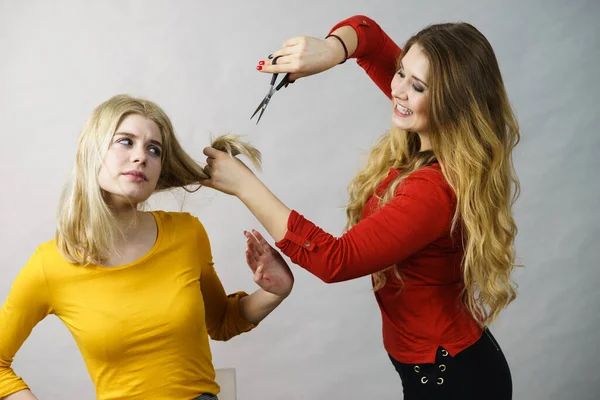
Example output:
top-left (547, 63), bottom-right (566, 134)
top-left (256, 36), bottom-right (346, 82)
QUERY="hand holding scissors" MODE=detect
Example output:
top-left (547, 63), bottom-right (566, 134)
top-left (250, 56), bottom-right (291, 124)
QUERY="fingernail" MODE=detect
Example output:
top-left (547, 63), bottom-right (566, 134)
top-left (268, 54), bottom-right (273, 59)
top-left (256, 65), bottom-right (262, 71)
top-left (258, 60), bottom-right (265, 66)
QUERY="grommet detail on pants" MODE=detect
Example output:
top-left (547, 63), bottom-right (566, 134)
top-left (413, 365), bottom-right (420, 373)
top-left (441, 349), bottom-right (449, 356)
top-left (439, 364), bottom-right (446, 372)
top-left (437, 377), bottom-right (444, 385)
top-left (421, 376), bottom-right (428, 384)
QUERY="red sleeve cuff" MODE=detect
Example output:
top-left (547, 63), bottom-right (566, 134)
top-left (275, 210), bottom-right (317, 255)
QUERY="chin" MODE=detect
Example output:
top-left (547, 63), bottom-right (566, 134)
top-left (392, 120), bottom-right (410, 131)
top-left (126, 192), bottom-right (153, 204)
top-left (105, 191), bottom-right (153, 208)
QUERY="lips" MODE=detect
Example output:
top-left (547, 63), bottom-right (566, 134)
top-left (123, 170), bottom-right (148, 181)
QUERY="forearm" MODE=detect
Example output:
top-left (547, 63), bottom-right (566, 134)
top-left (238, 289), bottom-right (286, 324)
top-left (238, 180), bottom-right (291, 242)
top-left (2, 390), bottom-right (38, 400)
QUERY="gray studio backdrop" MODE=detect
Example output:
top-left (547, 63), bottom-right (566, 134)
top-left (0, 1), bottom-right (598, 399)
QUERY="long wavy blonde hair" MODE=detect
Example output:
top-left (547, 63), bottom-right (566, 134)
top-left (56, 94), bottom-right (260, 266)
top-left (346, 23), bottom-right (520, 326)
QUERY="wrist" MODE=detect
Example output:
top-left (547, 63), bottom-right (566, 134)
top-left (263, 288), bottom-right (291, 302)
top-left (324, 35), bottom-right (348, 65)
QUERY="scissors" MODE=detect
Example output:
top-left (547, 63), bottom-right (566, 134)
top-left (250, 55), bottom-right (291, 124)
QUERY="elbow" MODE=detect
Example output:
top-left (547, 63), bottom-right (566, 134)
top-left (310, 256), bottom-right (355, 284)
top-left (316, 269), bottom-right (348, 284)
top-left (207, 329), bottom-right (233, 342)
top-left (320, 275), bottom-right (347, 284)
top-left (349, 14), bottom-right (372, 22)
top-left (209, 336), bottom-right (231, 343)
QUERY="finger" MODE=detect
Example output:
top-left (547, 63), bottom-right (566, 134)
top-left (247, 242), bottom-right (264, 264)
top-left (266, 38), bottom-right (301, 60)
top-left (270, 46), bottom-right (296, 60)
top-left (258, 59), bottom-right (294, 75)
top-left (206, 157), bottom-right (214, 166)
top-left (247, 233), bottom-right (264, 255)
top-left (246, 249), bottom-right (258, 273)
top-left (251, 229), bottom-right (272, 250)
top-left (203, 146), bottom-right (221, 158)
top-left (244, 231), bottom-right (261, 259)
top-left (271, 54), bottom-right (293, 67)
top-left (245, 229), bottom-right (262, 248)
top-left (257, 50), bottom-right (293, 69)
top-left (254, 265), bottom-right (264, 282)
top-left (203, 165), bottom-right (212, 177)
top-left (282, 36), bottom-right (303, 48)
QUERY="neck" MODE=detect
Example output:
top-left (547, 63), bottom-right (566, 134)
top-left (417, 132), bottom-right (432, 152)
top-left (110, 202), bottom-right (143, 240)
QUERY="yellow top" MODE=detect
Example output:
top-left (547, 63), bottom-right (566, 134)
top-left (0, 211), bottom-right (256, 400)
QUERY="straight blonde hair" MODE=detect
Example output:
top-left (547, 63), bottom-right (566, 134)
top-left (56, 94), bottom-right (260, 265)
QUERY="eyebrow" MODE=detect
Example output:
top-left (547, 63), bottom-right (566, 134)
top-left (114, 131), bottom-right (163, 148)
top-left (400, 62), bottom-right (428, 87)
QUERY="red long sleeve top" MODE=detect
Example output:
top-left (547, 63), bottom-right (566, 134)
top-left (275, 16), bottom-right (483, 364)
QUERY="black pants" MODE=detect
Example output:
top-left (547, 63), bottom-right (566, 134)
top-left (389, 329), bottom-right (512, 399)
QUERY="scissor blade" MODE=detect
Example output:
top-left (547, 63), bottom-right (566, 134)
top-left (251, 98), bottom-right (267, 120)
top-left (255, 107), bottom-right (267, 124)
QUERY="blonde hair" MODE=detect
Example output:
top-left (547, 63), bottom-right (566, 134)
top-left (346, 23), bottom-right (520, 326)
top-left (56, 94), bottom-right (260, 265)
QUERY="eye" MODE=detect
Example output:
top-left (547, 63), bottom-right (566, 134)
top-left (116, 138), bottom-right (133, 146)
top-left (412, 84), bottom-right (425, 93)
top-left (397, 70), bottom-right (405, 78)
top-left (148, 146), bottom-right (162, 157)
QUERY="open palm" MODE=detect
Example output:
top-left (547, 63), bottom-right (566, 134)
top-left (245, 230), bottom-right (294, 298)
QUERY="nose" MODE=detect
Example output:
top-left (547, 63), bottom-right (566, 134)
top-left (131, 145), bottom-right (147, 165)
top-left (391, 75), bottom-right (408, 101)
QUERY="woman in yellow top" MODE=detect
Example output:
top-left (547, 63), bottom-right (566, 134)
top-left (0, 94), bottom-right (294, 400)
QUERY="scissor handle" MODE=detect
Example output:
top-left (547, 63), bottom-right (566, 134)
top-left (272, 55), bottom-right (284, 66)
top-left (275, 73), bottom-right (290, 91)
top-left (269, 55), bottom-right (286, 86)
top-left (269, 56), bottom-right (291, 91)
top-left (269, 72), bottom-right (278, 86)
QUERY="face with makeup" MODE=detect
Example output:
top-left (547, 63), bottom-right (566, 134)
top-left (391, 44), bottom-right (430, 136)
top-left (97, 113), bottom-right (163, 207)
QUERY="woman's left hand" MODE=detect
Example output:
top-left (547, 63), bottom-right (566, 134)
top-left (201, 147), bottom-right (258, 197)
top-left (245, 229), bottom-right (294, 298)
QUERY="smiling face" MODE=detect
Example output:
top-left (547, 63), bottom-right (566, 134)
top-left (97, 113), bottom-right (163, 207)
top-left (390, 44), bottom-right (430, 135)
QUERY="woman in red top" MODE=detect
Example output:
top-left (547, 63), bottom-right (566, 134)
top-left (202, 16), bottom-right (519, 399)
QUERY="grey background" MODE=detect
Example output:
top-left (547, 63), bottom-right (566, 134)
top-left (1, 0), bottom-right (598, 399)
